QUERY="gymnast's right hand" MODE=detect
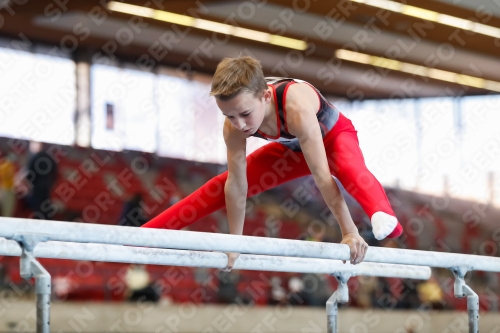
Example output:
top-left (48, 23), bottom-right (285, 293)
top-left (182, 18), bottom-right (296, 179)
top-left (222, 252), bottom-right (240, 272)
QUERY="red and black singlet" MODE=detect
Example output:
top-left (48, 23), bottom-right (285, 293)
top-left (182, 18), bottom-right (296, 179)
top-left (251, 77), bottom-right (340, 152)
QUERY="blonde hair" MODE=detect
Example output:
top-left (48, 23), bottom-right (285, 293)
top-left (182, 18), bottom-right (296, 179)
top-left (210, 56), bottom-right (268, 101)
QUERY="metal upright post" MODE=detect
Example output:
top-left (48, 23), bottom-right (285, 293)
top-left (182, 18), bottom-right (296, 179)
top-left (14, 234), bottom-right (51, 333)
top-left (326, 273), bottom-right (351, 333)
top-left (451, 266), bottom-right (478, 333)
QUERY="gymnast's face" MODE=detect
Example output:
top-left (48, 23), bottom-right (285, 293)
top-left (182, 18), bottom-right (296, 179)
top-left (217, 88), bottom-right (272, 135)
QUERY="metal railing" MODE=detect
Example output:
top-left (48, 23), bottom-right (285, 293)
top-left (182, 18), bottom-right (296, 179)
top-left (1, 217), bottom-right (496, 332)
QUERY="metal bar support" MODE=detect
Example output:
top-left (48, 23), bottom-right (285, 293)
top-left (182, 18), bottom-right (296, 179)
top-left (451, 266), bottom-right (478, 333)
top-left (12, 233), bottom-right (51, 333)
top-left (326, 273), bottom-right (351, 333)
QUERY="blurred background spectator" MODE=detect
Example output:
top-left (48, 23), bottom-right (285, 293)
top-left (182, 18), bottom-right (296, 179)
top-left (268, 276), bottom-right (287, 305)
top-left (0, 151), bottom-right (16, 217)
top-left (287, 276), bottom-right (306, 306)
top-left (217, 270), bottom-right (240, 304)
top-left (417, 276), bottom-right (445, 310)
top-left (125, 264), bottom-right (160, 303)
top-left (301, 273), bottom-right (333, 307)
top-left (24, 142), bottom-right (58, 220)
top-left (118, 193), bottom-right (147, 227)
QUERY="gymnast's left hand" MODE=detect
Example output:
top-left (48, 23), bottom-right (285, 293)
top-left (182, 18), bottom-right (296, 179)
top-left (222, 252), bottom-right (240, 272)
top-left (341, 232), bottom-right (368, 265)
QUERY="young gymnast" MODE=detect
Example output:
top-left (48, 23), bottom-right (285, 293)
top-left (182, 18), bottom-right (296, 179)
top-left (142, 56), bottom-right (403, 269)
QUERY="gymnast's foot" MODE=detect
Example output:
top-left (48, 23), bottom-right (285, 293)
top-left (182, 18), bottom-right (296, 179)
top-left (371, 211), bottom-right (403, 240)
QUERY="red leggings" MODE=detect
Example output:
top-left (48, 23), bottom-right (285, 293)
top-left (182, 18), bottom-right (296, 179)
top-left (142, 113), bottom-right (399, 235)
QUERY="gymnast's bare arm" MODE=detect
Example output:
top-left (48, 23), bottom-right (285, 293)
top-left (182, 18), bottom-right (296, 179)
top-left (285, 83), bottom-right (368, 265)
top-left (221, 118), bottom-right (247, 271)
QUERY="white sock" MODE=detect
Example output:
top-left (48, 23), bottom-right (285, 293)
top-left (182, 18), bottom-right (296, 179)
top-left (371, 211), bottom-right (398, 240)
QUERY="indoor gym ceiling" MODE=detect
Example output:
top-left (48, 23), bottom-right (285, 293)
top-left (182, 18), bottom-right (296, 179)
top-left (1, 0), bottom-right (500, 99)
